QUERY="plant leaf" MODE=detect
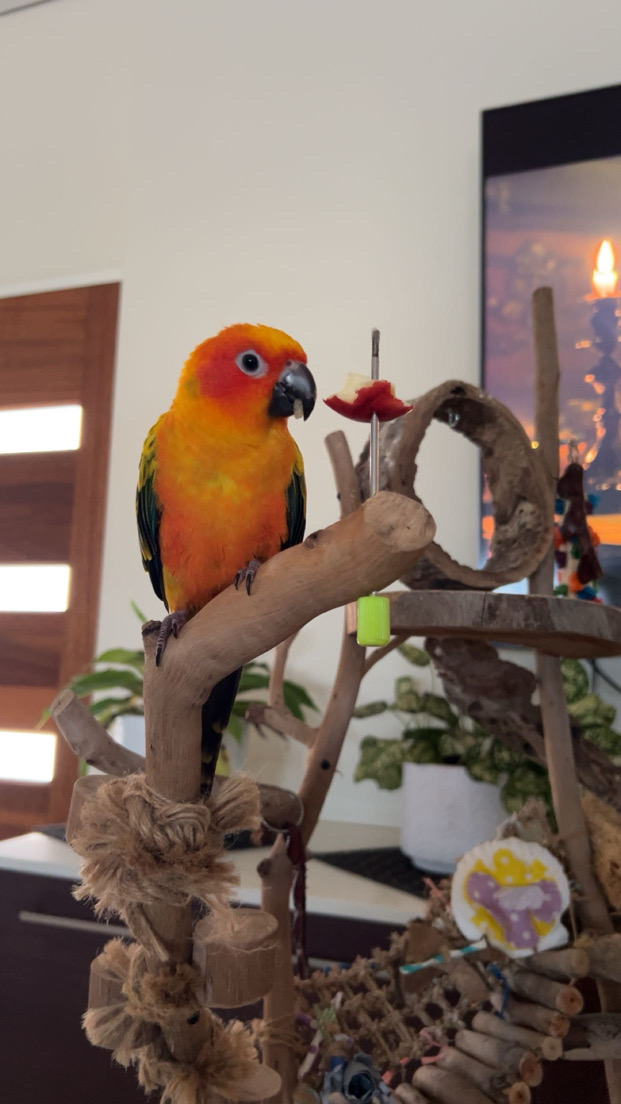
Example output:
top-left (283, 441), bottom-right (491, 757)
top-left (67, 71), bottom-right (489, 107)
top-left (95, 648), bottom-right (145, 672)
top-left (226, 713), bottom-right (244, 743)
top-left (353, 701), bottom-right (389, 718)
top-left (69, 669), bottom-right (144, 697)
top-left (398, 643), bottom-right (431, 667)
top-left (131, 600), bottom-right (148, 623)
top-left (237, 671), bottom-right (270, 693)
top-left (95, 702), bottom-right (144, 729)
top-left (231, 698), bottom-right (264, 717)
top-left (283, 680), bottom-right (317, 711)
top-left (89, 694), bottom-right (135, 718)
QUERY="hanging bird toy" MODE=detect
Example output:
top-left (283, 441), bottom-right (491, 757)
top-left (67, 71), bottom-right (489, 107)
top-left (324, 329), bottom-right (412, 646)
top-left (554, 442), bottom-right (603, 601)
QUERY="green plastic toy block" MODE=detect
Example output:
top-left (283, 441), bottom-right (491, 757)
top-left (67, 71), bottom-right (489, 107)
top-left (356, 594), bottom-right (391, 647)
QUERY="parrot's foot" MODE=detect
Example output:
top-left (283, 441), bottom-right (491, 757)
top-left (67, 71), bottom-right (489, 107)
top-left (234, 558), bottom-right (262, 595)
top-left (152, 609), bottom-right (189, 666)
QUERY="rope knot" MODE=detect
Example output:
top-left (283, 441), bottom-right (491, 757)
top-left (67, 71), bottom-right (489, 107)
top-left (71, 772), bottom-right (260, 926)
top-left (84, 940), bottom-right (260, 1102)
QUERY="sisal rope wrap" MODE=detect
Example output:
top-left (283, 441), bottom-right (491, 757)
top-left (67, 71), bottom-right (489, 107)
top-left (85, 939), bottom-right (259, 1102)
top-left (72, 772), bottom-right (260, 926)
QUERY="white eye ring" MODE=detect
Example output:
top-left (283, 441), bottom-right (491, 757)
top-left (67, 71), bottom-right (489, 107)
top-left (235, 349), bottom-right (268, 377)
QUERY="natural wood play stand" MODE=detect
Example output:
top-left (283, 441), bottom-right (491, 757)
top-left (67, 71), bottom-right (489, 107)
top-left (52, 289), bottom-right (621, 1104)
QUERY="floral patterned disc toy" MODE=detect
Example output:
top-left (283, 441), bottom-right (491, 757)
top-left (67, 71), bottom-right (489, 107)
top-left (451, 838), bottom-right (570, 958)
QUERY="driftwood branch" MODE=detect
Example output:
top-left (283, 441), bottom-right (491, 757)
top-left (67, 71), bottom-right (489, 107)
top-left (378, 590), bottom-right (621, 659)
top-left (490, 993), bottom-right (570, 1038)
top-left (425, 636), bottom-right (621, 811)
top-left (527, 947), bottom-right (590, 981)
top-left (55, 691), bottom-right (303, 829)
top-left (356, 380), bottom-right (551, 591)
top-left (150, 489), bottom-right (434, 715)
top-left (530, 288), bottom-right (621, 1104)
top-left (245, 633), bottom-right (318, 746)
top-left (51, 689), bottom-right (145, 775)
top-left (471, 1010), bottom-right (562, 1062)
top-left (244, 703), bottom-right (316, 746)
top-left (363, 634), bottom-right (409, 675)
top-left (437, 1046), bottom-right (531, 1104)
top-left (505, 968), bottom-right (584, 1016)
top-left (258, 432), bottom-right (438, 1101)
top-left (413, 1065), bottom-right (498, 1104)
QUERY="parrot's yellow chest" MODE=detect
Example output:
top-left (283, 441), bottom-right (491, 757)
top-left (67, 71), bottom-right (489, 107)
top-left (154, 412), bottom-right (298, 613)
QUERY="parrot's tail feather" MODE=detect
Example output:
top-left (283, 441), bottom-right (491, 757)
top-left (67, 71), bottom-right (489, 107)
top-left (200, 668), bottom-right (243, 794)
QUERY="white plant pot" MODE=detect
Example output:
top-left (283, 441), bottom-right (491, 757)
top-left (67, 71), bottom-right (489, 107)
top-left (400, 761), bottom-right (506, 875)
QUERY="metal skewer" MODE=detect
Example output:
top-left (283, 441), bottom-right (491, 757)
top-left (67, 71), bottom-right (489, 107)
top-left (370, 328), bottom-right (380, 497)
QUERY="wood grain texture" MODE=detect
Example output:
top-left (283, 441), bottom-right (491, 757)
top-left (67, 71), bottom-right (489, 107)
top-left (356, 379), bottom-right (551, 591)
top-left (151, 491), bottom-right (436, 712)
top-left (0, 282), bottom-right (120, 834)
top-left (0, 287), bottom-right (88, 405)
top-left (349, 589), bottom-right (621, 658)
top-left (51, 283), bottom-right (120, 823)
top-left (0, 452), bottom-right (76, 562)
top-left (0, 612), bottom-right (64, 685)
top-left (193, 907), bottom-right (278, 1008)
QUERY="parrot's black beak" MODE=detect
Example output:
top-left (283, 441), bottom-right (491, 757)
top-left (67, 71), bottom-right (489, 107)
top-left (268, 362), bottom-right (316, 421)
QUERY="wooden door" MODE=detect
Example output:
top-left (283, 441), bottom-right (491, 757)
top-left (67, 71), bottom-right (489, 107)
top-left (0, 283), bottom-right (119, 837)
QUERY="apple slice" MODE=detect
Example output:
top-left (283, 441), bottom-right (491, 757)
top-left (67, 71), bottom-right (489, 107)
top-left (324, 373), bottom-right (412, 422)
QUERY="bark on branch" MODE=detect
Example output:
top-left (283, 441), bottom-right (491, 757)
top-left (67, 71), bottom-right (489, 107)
top-left (150, 489), bottom-right (435, 714)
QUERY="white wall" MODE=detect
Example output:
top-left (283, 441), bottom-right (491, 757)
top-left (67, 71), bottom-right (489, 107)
top-left (2, 0), bottom-right (621, 825)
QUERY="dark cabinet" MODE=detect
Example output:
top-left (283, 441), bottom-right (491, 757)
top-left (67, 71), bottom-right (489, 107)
top-left (0, 867), bottom-right (399, 1103)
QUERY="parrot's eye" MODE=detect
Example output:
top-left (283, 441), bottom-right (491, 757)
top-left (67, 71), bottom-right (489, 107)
top-left (235, 350), bottom-right (268, 377)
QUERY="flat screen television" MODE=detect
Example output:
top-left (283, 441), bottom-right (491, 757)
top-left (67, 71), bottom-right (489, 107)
top-left (481, 83), bottom-right (621, 602)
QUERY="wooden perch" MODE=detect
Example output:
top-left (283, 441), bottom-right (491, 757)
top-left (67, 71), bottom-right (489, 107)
top-left (193, 907), bottom-right (278, 1008)
top-left (582, 934), bottom-right (621, 984)
top-left (438, 1046), bottom-right (531, 1104)
top-left (51, 688), bottom-right (145, 775)
top-left (358, 590), bottom-right (621, 659)
top-left (356, 379), bottom-right (551, 592)
top-left (413, 1065), bottom-right (496, 1104)
top-left (148, 488), bottom-right (434, 714)
top-left (471, 1010), bottom-right (562, 1061)
top-left (505, 968), bottom-right (584, 1015)
top-left (394, 1083), bottom-right (429, 1104)
top-left (529, 286), bottom-right (621, 1104)
top-left (490, 993), bottom-right (570, 1038)
top-left (454, 1028), bottom-right (542, 1086)
top-left (526, 947), bottom-right (590, 982)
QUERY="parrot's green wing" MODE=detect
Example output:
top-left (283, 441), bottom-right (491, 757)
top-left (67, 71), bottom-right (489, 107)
top-left (282, 443), bottom-right (307, 550)
top-left (136, 417), bottom-right (167, 609)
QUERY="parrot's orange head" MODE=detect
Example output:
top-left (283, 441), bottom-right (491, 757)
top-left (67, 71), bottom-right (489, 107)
top-left (179, 323), bottom-right (316, 426)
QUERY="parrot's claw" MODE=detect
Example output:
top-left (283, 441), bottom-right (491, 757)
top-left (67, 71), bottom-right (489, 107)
top-left (154, 609), bottom-right (189, 666)
top-left (234, 558), bottom-right (262, 595)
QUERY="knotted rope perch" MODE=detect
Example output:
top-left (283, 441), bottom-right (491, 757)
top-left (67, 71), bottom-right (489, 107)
top-left (71, 772), bottom-right (260, 927)
top-left (85, 940), bottom-right (259, 1102)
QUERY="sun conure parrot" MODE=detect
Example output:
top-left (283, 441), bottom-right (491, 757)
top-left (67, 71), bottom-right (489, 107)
top-left (136, 323), bottom-right (316, 789)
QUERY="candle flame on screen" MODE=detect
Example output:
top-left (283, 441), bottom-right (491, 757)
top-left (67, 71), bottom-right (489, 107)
top-left (592, 239), bottom-right (618, 297)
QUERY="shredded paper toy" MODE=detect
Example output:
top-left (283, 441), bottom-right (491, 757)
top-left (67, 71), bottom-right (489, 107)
top-left (451, 838), bottom-right (570, 957)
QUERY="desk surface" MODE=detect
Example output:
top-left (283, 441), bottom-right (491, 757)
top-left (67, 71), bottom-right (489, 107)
top-left (0, 820), bottom-right (426, 927)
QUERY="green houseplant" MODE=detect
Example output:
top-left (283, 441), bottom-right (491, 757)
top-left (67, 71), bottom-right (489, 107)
top-left (354, 647), bottom-right (621, 870)
top-left (353, 643), bottom-right (554, 813)
top-left (51, 603), bottom-right (317, 772)
top-left (354, 647), bottom-right (621, 810)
